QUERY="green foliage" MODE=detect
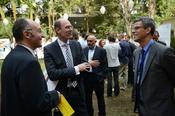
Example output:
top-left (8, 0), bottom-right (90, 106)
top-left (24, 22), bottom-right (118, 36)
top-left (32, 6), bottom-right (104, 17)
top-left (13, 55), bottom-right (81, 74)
top-left (0, 0), bottom-right (9, 6)
top-left (0, 19), bottom-right (13, 40)
top-left (1, 0), bottom-right (175, 39)
top-left (153, 0), bottom-right (175, 23)
top-left (170, 36), bottom-right (175, 49)
top-left (89, 0), bottom-right (124, 37)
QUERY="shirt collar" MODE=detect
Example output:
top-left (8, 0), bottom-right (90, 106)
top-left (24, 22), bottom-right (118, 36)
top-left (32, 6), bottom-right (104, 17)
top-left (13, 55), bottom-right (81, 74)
top-left (57, 37), bottom-right (70, 47)
top-left (18, 44), bottom-right (36, 57)
top-left (143, 39), bottom-right (154, 52)
top-left (89, 45), bottom-right (96, 50)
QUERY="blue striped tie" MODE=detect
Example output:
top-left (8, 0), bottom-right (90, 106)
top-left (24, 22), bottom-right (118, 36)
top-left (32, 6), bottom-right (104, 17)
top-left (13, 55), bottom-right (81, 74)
top-left (63, 44), bottom-right (77, 88)
top-left (64, 44), bottom-right (73, 68)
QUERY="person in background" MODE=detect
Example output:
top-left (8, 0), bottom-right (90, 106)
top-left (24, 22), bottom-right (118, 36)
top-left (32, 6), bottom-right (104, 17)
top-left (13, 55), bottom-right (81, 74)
top-left (118, 33), bottom-right (131, 90)
top-left (83, 34), bottom-right (108, 116)
top-left (133, 16), bottom-right (175, 116)
top-left (71, 28), bottom-right (79, 41)
top-left (152, 30), bottom-right (166, 46)
top-left (78, 32), bottom-right (88, 49)
top-left (44, 18), bottom-right (90, 116)
top-left (124, 35), bottom-right (137, 86)
top-left (98, 39), bottom-right (106, 48)
top-left (1, 18), bottom-right (60, 116)
top-left (104, 35), bottom-right (121, 97)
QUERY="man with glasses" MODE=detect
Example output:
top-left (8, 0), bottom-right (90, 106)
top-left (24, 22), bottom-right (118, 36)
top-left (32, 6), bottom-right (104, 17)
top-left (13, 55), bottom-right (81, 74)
top-left (44, 18), bottom-right (90, 116)
top-left (133, 17), bottom-right (175, 116)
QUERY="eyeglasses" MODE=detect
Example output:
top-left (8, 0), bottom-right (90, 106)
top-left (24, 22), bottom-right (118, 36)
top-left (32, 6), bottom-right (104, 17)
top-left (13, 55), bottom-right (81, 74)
top-left (134, 26), bottom-right (145, 30)
top-left (87, 40), bottom-right (93, 42)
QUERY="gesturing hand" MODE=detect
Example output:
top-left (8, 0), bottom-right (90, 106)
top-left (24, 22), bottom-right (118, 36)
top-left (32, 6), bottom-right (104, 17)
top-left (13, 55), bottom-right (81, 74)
top-left (88, 60), bottom-right (100, 67)
top-left (77, 62), bottom-right (91, 72)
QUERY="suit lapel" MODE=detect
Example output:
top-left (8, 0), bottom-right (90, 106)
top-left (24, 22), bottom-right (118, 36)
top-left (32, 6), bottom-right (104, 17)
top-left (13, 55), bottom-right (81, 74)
top-left (84, 46), bottom-right (98, 60)
top-left (141, 43), bottom-right (157, 84)
top-left (92, 47), bottom-right (98, 60)
top-left (53, 41), bottom-right (67, 66)
top-left (69, 41), bottom-right (76, 65)
top-left (84, 48), bottom-right (89, 59)
top-left (134, 48), bottom-right (141, 83)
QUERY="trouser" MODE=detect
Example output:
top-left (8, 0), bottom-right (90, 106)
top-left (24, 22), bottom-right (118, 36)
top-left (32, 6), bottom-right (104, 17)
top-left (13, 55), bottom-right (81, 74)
top-left (84, 73), bottom-right (106, 116)
top-left (107, 67), bottom-right (119, 96)
top-left (119, 64), bottom-right (128, 89)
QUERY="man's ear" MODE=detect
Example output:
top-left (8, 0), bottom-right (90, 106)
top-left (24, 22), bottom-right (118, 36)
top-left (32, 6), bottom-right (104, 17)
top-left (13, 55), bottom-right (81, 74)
top-left (146, 27), bottom-right (151, 34)
top-left (23, 31), bottom-right (32, 39)
top-left (55, 27), bottom-right (61, 34)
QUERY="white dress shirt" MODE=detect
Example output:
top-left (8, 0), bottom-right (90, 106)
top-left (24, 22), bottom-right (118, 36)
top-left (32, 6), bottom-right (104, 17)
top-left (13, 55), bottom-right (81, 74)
top-left (57, 38), bottom-right (80, 75)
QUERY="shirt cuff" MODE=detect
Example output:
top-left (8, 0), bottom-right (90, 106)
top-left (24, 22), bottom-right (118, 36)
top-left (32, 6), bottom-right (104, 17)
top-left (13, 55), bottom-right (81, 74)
top-left (89, 66), bottom-right (93, 72)
top-left (74, 66), bottom-right (80, 75)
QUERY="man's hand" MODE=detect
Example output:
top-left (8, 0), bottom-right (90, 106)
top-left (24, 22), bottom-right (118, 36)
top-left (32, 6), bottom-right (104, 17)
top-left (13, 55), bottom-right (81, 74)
top-left (77, 62), bottom-right (91, 72)
top-left (88, 60), bottom-right (100, 67)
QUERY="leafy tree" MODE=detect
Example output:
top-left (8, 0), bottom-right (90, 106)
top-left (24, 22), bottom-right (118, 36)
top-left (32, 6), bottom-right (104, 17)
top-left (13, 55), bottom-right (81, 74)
top-left (1, 0), bottom-right (175, 40)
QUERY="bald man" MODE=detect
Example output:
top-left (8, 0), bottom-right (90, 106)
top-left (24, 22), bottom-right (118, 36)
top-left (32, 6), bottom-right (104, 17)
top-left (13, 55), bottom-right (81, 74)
top-left (83, 34), bottom-right (108, 116)
top-left (1, 18), bottom-right (60, 116)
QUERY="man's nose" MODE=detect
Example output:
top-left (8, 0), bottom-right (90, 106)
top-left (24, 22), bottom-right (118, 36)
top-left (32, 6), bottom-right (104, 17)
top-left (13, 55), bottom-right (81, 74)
top-left (41, 34), bottom-right (45, 38)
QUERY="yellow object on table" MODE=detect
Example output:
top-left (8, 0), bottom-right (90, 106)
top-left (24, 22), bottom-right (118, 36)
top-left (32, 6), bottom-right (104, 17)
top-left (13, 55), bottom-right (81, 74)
top-left (58, 94), bottom-right (75, 116)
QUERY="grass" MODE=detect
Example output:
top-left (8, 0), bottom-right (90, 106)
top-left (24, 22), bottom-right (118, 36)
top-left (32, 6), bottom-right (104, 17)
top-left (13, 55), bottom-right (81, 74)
top-left (93, 84), bottom-right (137, 116)
top-left (0, 59), bottom-right (138, 116)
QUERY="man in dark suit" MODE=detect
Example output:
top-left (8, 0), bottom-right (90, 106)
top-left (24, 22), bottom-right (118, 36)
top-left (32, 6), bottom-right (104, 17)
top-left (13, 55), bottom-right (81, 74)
top-left (118, 33), bottom-right (131, 90)
top-left (44, 18), bottom-right (90, 116)
top-left (152, 30), bottom-right (166, 46)
top-left (83, 34), bottom-right (108, 116)
top-left (1, 19), bottom-right (60, 116)
top-left (133, 17), bottom-right (175, 116)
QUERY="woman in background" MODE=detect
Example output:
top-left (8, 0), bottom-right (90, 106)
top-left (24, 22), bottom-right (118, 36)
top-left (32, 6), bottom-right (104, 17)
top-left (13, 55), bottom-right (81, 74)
top-left (98, 39), bottom-right (106, 48)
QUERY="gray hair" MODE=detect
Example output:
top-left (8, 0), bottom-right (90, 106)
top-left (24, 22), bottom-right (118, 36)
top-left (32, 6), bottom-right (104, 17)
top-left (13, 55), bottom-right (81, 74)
top-left (12, 18), bottom-right (32, 42)
top-left (134, 16), bottom-right (156, 36)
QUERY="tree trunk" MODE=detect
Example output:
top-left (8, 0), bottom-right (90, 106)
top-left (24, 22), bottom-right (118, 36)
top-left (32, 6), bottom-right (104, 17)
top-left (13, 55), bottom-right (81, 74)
top-left (120, 0), bottom-right (132, 38)
top-left (48, 0), bottom-right (52, 40)
top-left (11, 0), bottom-right (16, 21)
top-left (0, 6), bottom-right (5, 19)
top-left (148, 0), bottom-right (156, 19)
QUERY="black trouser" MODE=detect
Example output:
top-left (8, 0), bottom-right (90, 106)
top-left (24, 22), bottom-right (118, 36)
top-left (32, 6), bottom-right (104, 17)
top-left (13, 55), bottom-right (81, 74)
top-left (84, 73), bottom-right (106, 116)
top-left (107, 67), bottom-right (119, 96)
top-left (128, 58), bottom-right (134, 85)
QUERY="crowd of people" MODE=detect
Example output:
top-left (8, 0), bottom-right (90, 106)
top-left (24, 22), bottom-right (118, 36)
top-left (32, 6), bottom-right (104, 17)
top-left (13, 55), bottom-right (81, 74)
top-left (1, 16), bottom-right (175, 116)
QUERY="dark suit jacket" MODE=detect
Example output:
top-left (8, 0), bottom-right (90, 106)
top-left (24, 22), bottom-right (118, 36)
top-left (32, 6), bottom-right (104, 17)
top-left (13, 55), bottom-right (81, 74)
top-left (83, 46), bottom-right (108, 81)
top-left (119, 40), bottom-right (131, 64)
top-left (133, 42), bottom-right (175, 116)
top-left (44, 40), bottom-right (87, 104)
top-left (1, 45), bottom-right (59, 116)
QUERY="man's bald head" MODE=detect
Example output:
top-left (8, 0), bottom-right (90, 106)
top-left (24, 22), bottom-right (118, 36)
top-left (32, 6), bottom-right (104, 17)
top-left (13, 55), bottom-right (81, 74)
top-left (13, 19), bottom-right (31, 42)
top-left (54, 18), bottom-right (73, 42)
top-left (87, 34), bottom-right (97, 48)
top-left (12, 18), bottom-right (43, 49)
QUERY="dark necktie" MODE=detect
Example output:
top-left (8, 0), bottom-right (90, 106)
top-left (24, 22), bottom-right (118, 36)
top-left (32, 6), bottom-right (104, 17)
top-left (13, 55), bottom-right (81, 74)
top-left (138, 49), bottom-right (146, 84)
top-left (135, 49), bottom-right (146, 112)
